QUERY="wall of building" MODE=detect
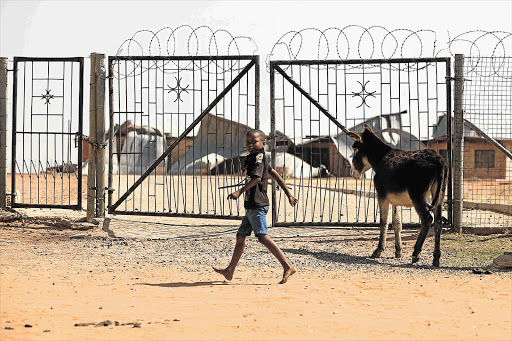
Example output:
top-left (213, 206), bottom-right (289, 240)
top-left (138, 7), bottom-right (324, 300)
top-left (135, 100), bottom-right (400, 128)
top-left (428, 138), bottom-right (512, 180)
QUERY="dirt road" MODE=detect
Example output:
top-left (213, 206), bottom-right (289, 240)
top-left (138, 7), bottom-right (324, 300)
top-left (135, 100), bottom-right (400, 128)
top-left (1, 210), bottom-right (511, 340)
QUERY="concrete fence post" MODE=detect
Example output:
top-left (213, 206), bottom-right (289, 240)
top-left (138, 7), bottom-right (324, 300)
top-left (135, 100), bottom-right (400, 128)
top-left (452, 54), bottom-right (465, 233)
top-left (87, 53), bottom-right (107, 220)
top-left (94, 54), bottom-right (106, 217)
top-left (0, 58), bottom-right (8, 209)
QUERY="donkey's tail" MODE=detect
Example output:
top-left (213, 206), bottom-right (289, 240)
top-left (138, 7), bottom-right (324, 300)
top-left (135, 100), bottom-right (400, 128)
top-left (430, 163), bottom-right (448, 210)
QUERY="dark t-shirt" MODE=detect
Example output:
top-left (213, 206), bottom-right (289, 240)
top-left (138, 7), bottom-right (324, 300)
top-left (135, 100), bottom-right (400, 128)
top-left (244, 150), bottom-right (271, 209)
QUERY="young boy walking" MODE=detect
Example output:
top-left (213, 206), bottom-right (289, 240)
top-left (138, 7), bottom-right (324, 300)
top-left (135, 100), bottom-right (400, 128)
top-left (213, 129), bottom-right (298, 284)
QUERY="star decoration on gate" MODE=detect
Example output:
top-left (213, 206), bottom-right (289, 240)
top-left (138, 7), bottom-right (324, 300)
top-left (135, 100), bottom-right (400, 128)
top-left (41, 89), bottom-right (54, 105)
top-left (166, 77), bottom-right (190, 102)
top-left (352, 81), bottom-right (376, 108)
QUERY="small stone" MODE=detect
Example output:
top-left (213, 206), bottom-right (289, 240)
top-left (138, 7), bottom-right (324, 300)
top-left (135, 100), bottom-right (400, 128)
top-left (43, 330), bottom-right (50, 333)
top-left (24, 324), bottom-right (32, 328)
top-left (5, 326), bottom-right (13, 330)
top-left (97, 320), bottom-right (112, 327)
top-left (132, 322), bottom-right (141, 328)
top-left (70, 234), bottom-right (86, 239)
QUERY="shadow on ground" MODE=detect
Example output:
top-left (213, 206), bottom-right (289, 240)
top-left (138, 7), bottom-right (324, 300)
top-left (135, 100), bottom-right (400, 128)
top-left (282, 247), bottom-right (478, 272)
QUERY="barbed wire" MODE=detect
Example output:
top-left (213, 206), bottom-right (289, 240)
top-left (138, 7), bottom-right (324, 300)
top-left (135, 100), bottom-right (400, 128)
top-left (114, 26), bottom-right (511, 78)
top-left (267, 27), bottom-right (511, 77)
top-left (267, 26), bottom-right (437, 63)
top-left (445, 30), bottom-right (511, 78)
top-left (113, 25), bottom-right (258, 79)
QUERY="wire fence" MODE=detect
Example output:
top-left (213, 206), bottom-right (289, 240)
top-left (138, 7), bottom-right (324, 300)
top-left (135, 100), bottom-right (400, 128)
top-left (3, 26), bottom-right (512, 228)
top-left (462, 56), bottom-right (512, 228)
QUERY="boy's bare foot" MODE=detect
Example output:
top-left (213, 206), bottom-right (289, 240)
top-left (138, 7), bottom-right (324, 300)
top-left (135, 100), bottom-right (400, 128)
top-left (279, 266), bottom-right (296, 284)
top-left (212, 266), bottom-right (233, 281)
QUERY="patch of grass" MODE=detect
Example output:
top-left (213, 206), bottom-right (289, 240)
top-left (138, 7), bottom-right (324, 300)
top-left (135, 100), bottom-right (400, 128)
top-left (442, 232), bottom-right (512, 268)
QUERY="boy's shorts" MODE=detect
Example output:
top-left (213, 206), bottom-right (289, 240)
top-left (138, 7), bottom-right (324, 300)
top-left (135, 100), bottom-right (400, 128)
top-left (237, 206), bottom-right (269, 236)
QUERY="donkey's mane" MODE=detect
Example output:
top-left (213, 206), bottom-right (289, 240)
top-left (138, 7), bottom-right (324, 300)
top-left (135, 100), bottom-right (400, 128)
top-left (362, 128), bottom-right (391, 165)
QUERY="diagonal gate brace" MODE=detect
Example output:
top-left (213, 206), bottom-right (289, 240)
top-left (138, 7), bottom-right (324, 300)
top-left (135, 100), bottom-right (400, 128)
top-left (273, 64), bottom-right (350, 135)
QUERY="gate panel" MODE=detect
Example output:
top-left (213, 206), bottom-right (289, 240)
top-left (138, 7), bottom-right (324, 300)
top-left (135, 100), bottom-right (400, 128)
top-left (11, 57), bottom-right (84, 209)
top-left (108, 56), bottom-right (259, 218)
top-left (271, 58), bottom-right (451, 227)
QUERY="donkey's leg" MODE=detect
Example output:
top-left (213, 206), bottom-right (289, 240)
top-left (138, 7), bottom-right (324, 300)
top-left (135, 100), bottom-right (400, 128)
top-left (412, 199), bottom-right (431, 264)
top-left (372, 199), bottom-right (389, 258)
top-left (392, 205), bottom-right (402, 258)
top-left (432, 204), bottom-right (442, 267)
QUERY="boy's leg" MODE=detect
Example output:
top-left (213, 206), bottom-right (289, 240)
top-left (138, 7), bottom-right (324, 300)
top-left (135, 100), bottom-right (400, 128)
top-left (257, 234), bottom-right (296, 284)
top-left (212, 234), bottom-right (246, 281)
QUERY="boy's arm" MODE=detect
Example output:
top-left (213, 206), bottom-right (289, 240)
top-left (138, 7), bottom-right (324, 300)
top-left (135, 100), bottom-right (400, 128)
top-left (227, 176), bottom-right (260, 200)
top-left (269, 168), bottom-right (298, 206)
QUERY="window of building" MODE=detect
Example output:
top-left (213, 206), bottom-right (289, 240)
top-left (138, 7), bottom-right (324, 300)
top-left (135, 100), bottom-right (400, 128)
top-left (475, 150), bottom-right (495, 168)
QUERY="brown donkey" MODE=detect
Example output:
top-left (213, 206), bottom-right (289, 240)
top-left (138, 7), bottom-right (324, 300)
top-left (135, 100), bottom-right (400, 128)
top-left (348, 125), bottom-right (448, 267)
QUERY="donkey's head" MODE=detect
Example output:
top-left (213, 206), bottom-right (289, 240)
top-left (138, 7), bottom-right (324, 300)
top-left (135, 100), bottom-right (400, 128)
top-left (347, 124), bottom-right (385, 179)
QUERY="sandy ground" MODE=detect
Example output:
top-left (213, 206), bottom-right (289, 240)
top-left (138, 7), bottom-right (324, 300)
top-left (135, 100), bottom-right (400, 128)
top-left (0, 209), bottom-right (511, 341)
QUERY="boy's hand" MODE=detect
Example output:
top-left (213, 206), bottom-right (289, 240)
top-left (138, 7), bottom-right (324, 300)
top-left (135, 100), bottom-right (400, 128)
top-left (288, 195), bottom-right (298, 206)
top-left (228, 190), bottom-right (241, 200)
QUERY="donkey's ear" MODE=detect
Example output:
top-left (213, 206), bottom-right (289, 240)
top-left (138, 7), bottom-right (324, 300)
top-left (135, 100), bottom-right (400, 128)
top-left (363, 124), bottom-right (373, 132)
top-left (347, 131), bottom-right (362, 142)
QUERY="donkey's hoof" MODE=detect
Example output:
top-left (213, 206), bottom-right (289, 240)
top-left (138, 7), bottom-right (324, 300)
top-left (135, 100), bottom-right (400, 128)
top-left (395, 251), bottom-right (402, 259)
top-left (432, 258), bottom-right (440, 267)
top-left (412, 255), bottom-right (420, 264)
top-left (371, 249), bottom-right (383, 258)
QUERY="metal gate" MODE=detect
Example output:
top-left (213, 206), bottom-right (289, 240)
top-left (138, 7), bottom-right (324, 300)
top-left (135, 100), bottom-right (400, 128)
top-left (11, 57), bottom-right (84, 209)
top-left (108, 56), bottom-right (259, 218)
top-left (270, 58), bottom-right (452, 227)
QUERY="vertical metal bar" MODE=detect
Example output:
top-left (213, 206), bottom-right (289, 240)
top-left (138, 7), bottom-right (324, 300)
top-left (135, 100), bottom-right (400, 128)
top-left (108, 58), bottom-right (114, 212)
top-left (445, 58), bottom-right (453, 228)
top-left (190, 60), bottom-right (195, 214)
top-left (11, 58), bottom-right (18, 206)
top-left (61, 62), bottom-right (66, 205)
top-left (45, 61), bottom-right (49, 205)
top-left (0, 58), bottom-right (8, 208)
top-left (21, 62), bottom-right (26, 204)
top-left (137, 60), bottom-right (142, 212)
top-left (254, 56), bottom-right (260, 130)
top-left (77, 58), bottom-right (84, 210)
top-left (124, 60), bottom-right (128, 211)
top-left (270, 61), bottom-right (277, 227)
top-left (452, 54), bottom-right (464, 233)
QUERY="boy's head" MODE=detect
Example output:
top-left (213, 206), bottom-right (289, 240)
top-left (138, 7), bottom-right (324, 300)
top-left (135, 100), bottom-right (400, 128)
top-left (245, 129), bottom-right (266, 153)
